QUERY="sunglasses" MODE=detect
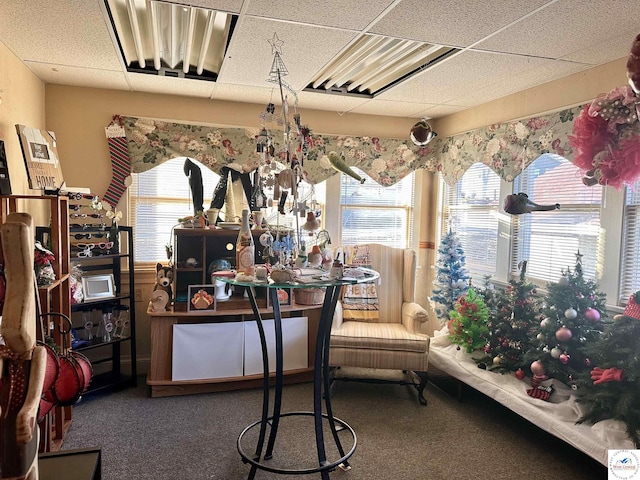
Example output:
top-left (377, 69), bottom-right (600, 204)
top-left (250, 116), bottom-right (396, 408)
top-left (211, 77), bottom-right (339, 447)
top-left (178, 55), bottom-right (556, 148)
top-left (70, 223), bottom-right (107, 230)
top-left (67, 192), bottom-right (98, 201)
top-left (73, 233), bottom-right (106, 240)
top-left (70, 213), bottom-right (104, 219)
top-left (75, 243), bottom-right (95, 249)
top-left (97, 242), bottom-right (114, 250)
top-left (76, 249), bottom-right (93, 258)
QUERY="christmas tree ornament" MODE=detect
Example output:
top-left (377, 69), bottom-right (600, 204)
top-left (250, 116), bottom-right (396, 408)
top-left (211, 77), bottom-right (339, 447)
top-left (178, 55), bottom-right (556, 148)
top-left (503, 192), bottom-right (560, 215)
top-left (550, 347), bottom-right (562, 359)
top-left (531, 360), bottom-right (546, 376)
top-left (556, 326), bottom-right (573, 342)
top-left (537, 333), bottom-right (545, 340)
top-left (515, 368), bottom-right (525, 380)
top-left (559, 353), bottom-right (570, 364)
top-left (584, 308), bottom-right (600, 322)
top-left (564, 308), bottom-right (577, 319)
top-left (540, 317), bottom-right (550, 328)
top-left (493, 356), bottom-right (502, 365)
top-left (585, 358), bottom-right (591, 366)
top-left (558, 276), bottom-right (569, 286)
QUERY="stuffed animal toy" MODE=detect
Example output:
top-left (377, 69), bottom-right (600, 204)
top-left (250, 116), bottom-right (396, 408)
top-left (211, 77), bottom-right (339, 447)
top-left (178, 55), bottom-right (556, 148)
top-left (153, 263), bottom-right (173, 305)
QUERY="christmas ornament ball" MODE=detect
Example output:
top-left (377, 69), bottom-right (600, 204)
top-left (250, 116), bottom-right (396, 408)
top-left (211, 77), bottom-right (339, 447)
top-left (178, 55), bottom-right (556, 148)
top-left (559, 353), bottom-right (570, 364)
top-left (550, 347), bottom-right (562, 359)
top-left (540, 317), bottom-right (550, 328)
top-left (584, 308), bottom-right (600, 322)
top-left (537, 333), bottom-right (545, 340)
top-left (556, 326), bottom-right (573, 342)
top-left (515, 369), bottom-right (525, 380)
top-left (564, 308), bottom-right (577, 319)
top-left (531, 360), bottom-right (546, 376)
top-left (493, 356), bottom-right (502, 365)
top-left (558, 276), bottom-right (569, 286)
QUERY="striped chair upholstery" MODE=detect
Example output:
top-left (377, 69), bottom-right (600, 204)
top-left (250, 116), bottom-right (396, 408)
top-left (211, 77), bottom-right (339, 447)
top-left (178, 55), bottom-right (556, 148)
top-left (329, 244), bottom-right (431, 404)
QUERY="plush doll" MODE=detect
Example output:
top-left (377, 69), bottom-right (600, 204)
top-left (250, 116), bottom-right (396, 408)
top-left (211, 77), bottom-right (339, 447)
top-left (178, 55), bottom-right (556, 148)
top-left (153, 263), bottom-right (173, 305)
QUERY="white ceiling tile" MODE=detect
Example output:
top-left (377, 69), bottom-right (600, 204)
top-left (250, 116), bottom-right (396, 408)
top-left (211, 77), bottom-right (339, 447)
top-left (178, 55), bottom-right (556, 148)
top-left (219, 17), bottom-right (357, 91)
top-left (349, 99), bottom-right (426, 117)
top-left (370, 0), bottom-right (549, 46)
top-left (127, 73), bottom-right (215, 98)
top-left (295, 90), bottom-right (371, 115)
top-left (246, 0), bottom-right (392, 30)
top-left (476, 0), bottom-right (640, 60)
top-left (0, 0), bottom-right (122, 70)
top-left (25, 62), bottom-right (130, 90)
top-left (562, 33), bottom-right (635, 65)
top-left (379, 50), bottom-right (570, 104)
top-left (209, 83), bottom-right (275, 105)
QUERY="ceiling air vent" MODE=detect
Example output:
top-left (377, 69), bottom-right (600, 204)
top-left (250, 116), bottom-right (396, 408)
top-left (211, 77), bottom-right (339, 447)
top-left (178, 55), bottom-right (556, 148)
top-left (104, 0), bottom-right (237, 82)
top-left (305, 34), bottom-right (460, 97)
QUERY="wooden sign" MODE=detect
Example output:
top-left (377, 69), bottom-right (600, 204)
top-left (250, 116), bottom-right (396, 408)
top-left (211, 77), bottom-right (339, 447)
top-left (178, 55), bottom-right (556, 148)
top-left (15, 124), bottom-right (65, 192)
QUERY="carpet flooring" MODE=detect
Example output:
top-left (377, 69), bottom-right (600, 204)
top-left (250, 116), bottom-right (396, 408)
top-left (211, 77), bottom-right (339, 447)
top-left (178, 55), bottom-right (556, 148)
top-left (61, 369), bottom-right (607, 480)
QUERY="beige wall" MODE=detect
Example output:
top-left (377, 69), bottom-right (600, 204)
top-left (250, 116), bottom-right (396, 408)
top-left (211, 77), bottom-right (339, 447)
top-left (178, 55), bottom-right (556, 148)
top-left (0, 41), bottom-right (48, 223)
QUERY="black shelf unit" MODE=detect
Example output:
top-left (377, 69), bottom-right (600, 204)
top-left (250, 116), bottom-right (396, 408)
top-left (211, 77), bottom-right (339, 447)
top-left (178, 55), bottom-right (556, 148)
top-left (70, 225), bottom-right (137, 394)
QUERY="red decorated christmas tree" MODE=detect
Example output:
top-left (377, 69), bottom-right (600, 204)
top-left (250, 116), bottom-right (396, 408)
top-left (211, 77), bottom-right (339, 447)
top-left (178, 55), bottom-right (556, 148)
top-left (523, 251), bottom-right (608, 388)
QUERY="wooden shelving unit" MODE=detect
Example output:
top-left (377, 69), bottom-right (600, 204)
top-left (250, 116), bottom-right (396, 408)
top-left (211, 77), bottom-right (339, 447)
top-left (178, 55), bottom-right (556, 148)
top-left (0, 194), bottom-right (72, 452)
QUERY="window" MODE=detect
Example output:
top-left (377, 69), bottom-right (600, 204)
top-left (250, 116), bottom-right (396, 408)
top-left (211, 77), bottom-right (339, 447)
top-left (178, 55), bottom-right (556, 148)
top-left (339, 168), bottom-right (414, 247)
top-left (620, 179), bottom-right (640, 302)
top-left (130, 157), bottom-right (220, 263)
top-left (130, 157), bottom-right (325, 264)
top-left (441, 163), bottom-right (500, 280)
top-left (512, 154), bottom-right (602, 282)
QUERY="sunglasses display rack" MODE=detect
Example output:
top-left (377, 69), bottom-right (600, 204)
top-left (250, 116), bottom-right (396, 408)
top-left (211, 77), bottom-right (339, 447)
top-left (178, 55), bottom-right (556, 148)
top-left (69, 224), bottom-right (137, 397)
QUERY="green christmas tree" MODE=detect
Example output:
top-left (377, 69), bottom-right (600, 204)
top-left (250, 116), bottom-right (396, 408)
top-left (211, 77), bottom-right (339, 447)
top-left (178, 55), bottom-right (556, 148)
top-left (574, 292), bottom-right (640, 447)
top-left (523, 251), bottom-right (608, 387)
top-left (478, 261), bottom-right (544, 374)
top-left (447, 287), bottom-right (490, 353)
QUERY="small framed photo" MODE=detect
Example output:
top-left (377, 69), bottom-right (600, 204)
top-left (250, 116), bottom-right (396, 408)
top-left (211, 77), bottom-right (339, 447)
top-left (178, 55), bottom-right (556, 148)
top-left (187, 285), bottom-right (216, 312)
top-left (82, 274), bottom-right (116, 301)
top-left (266, 287), bottom-right (293, 308)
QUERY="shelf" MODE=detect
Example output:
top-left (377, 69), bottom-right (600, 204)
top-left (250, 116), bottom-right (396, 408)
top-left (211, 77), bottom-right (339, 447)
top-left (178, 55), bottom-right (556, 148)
top-left (72, 335), bottom-right (133, 352)
top-left (84, 371), bottom-right (137, 395)
top-left (71, 295), bottom-right (132, 311)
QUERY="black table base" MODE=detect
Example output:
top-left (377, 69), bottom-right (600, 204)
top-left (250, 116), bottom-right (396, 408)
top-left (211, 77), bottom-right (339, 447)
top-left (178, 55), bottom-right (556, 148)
top-left (238, 285), bottom-right (356, 479)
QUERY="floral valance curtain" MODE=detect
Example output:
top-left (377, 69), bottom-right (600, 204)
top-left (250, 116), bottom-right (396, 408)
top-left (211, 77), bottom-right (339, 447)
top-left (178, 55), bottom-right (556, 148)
top-left (120, 105), bottom-right (582, 187)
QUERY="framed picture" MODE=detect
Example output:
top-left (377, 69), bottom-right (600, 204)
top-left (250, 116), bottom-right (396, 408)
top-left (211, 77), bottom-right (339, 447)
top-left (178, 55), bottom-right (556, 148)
top-left (187, 285), bottom-right (217, 312)
top-left (82, 274), bottom-right (116, 301)
top-left (15, 124), bottom-right (65, 192)
top-left (266, 287), bottom-right (293, 308)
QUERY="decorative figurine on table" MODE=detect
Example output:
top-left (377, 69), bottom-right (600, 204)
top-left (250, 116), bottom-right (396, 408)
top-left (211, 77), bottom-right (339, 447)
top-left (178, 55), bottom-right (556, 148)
top-left (0, 213), bottom-right (47, 480)
top-left (153, 263), bottom-right (173, 305)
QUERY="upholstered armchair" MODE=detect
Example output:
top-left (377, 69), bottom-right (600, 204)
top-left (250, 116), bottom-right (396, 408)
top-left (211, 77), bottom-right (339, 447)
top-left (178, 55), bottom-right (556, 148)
top-left (329, 244), bottom-right (431, 405)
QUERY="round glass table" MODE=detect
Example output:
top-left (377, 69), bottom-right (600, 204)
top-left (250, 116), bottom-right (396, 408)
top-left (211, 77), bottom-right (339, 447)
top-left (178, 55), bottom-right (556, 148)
top-left (214, 268), bottom-right (379, 480)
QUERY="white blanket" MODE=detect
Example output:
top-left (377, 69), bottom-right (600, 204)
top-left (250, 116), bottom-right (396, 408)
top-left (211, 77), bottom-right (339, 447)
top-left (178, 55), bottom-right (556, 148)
top-left (429, 328), bottom-right (634, 465)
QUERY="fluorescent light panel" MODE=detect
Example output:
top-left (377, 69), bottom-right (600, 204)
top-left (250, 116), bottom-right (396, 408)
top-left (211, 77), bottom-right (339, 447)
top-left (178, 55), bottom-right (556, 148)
top-left (104, 0), bottom-right (237, 81)
top-left (307, 34), bottom-right (460, 97)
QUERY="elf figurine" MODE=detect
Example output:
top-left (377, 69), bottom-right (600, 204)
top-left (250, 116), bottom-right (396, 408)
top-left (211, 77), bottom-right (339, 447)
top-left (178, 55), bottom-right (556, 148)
top-left (0, 213), bottom-right (47, 480)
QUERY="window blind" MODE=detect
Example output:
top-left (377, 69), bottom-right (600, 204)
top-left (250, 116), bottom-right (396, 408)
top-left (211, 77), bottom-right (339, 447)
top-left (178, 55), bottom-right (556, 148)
top-left (443, 163), bottom-right (500, 280)
top-left (620, 180), bottom-right (640, 302)
top-left (512, 154), bottom-right (601, 282)
top-left (339, 168), bottom-right (414, 247)
top-left (130, 157), bottom-right (220, 263)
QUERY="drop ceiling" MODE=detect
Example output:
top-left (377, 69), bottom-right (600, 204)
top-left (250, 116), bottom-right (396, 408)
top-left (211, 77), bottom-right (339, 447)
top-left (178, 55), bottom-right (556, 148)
top-left (0, 0), bottom-right (637, 119)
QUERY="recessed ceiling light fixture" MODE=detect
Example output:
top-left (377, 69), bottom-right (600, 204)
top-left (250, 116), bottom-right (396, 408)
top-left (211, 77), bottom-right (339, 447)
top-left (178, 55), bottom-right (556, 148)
top-left (104, 0), bottom-right (238, 81)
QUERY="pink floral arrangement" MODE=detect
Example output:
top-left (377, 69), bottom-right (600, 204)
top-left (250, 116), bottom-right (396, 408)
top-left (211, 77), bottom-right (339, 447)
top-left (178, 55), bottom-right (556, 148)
top-left (569, 85), bottom-right (640, 189)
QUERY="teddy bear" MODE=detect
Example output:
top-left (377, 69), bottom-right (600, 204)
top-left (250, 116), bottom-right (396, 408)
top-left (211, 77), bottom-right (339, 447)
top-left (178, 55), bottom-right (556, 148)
top-left (153, 262), bottom-right (173, 305)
